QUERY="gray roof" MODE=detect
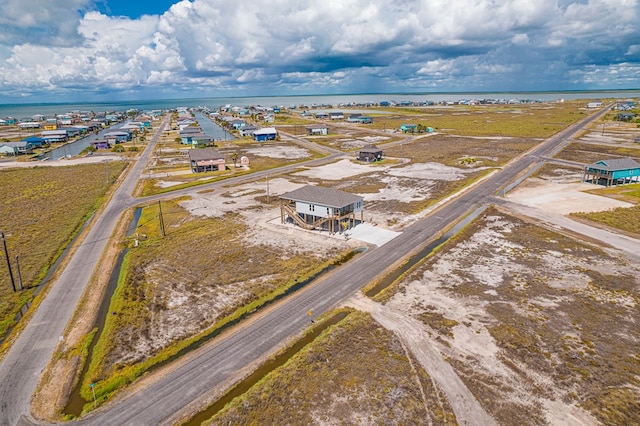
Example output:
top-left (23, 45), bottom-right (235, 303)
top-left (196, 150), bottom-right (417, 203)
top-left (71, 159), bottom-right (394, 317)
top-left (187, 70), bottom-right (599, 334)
top-left (358, 145), bottom-right (382, 153)
top-left (188, 148), bottom-right (224, 161)
top-left (590, 157), bottom-right (640, 171)
top-left (280, 185), bottom-right (363, 208)
top-left (180, 126), bottom-right (202, 133)
top-left (1, 142), bottom-right (29, 148)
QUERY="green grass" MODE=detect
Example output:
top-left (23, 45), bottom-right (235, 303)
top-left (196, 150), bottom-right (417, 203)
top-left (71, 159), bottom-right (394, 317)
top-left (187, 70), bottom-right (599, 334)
top-left (0, 162), bottom-right (126, 341)
top-left (571, 204), bottom-right (640, 235)
top-left (363, 101), bottom-right (588, 137)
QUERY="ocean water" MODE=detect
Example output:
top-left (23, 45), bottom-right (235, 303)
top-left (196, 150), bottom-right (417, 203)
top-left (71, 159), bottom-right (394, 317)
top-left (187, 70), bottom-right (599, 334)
top-left (1, 90), bottom-right (638, 119)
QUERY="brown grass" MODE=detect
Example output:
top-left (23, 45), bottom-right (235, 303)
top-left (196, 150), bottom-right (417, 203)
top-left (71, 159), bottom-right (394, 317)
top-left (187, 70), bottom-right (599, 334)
top-left (555, 142), bottom-right (640, 164)
top-left (83, 201), bottom-right (356, 402)
top-left (279, 101), bottom-right (588, 138)
top-left (205, 311), bottom-right (457, 425)
top-left (0, 162), bottom-right (125, 341)
top-left (387, 207), bottom-right (639, 424)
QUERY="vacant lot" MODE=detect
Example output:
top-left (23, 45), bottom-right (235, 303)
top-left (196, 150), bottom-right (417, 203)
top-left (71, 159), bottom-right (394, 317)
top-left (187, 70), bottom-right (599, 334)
top-left (379, 206), bottom-right (639, 425)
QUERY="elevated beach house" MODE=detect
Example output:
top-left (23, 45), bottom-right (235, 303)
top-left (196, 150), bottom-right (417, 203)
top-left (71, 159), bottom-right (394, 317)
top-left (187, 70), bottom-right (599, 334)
top-left (583, 157), bottom-right (640, 186)
top-left (188, 148), bottom-right (226, 173)
top-left (356, 145), bottom-right (383, 162)
top-left (0, 141), bottom-right (34, 156)
top-left (280, 185), bottom-right (364, 234)
top-left (306, 124), bottom-right (328, 136)
top-left (253, 127), bottom-right (278, 142)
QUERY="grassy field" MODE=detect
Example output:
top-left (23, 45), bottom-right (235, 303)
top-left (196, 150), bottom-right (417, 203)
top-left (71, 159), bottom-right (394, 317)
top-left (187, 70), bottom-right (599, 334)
top-left (555, 141), bottom-right (640, 164)
top-left (203, 310), bottom-right (456, 425)
top-left (324, 135), bottom-right (535, 217)
top-left (571, 203), bottom-right (640, 235)
top-left (0, 162), bottom-right (125, 342)
top-left (283, 100), bottom-right (589, 138)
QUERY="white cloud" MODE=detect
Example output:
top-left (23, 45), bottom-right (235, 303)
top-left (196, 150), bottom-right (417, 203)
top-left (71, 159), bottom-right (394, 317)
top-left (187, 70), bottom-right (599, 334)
top-left (0, 0), bottom-right (639, 102)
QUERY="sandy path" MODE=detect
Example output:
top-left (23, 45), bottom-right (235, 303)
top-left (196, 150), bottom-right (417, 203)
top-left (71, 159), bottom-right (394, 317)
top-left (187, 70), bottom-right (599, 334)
top-left (495, 198), bottom-right (640, 261)
top-left (345, 293), bottom-right (497, 426)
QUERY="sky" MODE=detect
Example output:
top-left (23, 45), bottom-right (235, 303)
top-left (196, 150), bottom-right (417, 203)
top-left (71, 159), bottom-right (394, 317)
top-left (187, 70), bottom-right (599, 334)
top-left (0, 0), bottom-right (639, 104)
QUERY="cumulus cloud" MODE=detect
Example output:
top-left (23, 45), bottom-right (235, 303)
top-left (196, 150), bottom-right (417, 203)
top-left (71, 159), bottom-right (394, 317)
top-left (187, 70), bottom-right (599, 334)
top-left (0, 0), bottom-right (639, 102)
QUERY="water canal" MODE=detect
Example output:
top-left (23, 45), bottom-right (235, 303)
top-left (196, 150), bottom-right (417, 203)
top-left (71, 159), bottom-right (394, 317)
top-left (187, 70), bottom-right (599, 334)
top-left (41, 123), bottom-right (124, 159)
top-left (192, 111), bottom-right (235, 141)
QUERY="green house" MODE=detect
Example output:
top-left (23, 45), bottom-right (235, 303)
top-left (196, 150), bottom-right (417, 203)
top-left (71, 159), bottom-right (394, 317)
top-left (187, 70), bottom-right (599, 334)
top-left (399, 124), bottom-right (417, 133)
top-left (583, 157), bottom-right (640, 186)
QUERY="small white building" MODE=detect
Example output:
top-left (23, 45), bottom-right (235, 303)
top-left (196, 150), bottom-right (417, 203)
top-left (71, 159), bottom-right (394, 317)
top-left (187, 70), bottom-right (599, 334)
top-left (306, 125), bottom-right (328, 136)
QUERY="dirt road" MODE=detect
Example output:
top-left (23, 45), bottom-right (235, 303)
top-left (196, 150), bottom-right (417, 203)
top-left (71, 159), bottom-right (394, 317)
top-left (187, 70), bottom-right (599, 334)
top-left (345, 294), bottom-right (498, 426)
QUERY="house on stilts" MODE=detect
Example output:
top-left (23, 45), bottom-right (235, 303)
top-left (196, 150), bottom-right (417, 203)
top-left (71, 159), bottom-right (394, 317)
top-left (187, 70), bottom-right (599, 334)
top-left (280, 185), bottom-right (364, 234)
top-left (583, 157), bottom-right (640, 186)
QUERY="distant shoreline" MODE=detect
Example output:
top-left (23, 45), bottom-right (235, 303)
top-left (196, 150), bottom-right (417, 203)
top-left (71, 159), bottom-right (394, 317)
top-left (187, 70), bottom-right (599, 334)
top-left (1, 89), bottom-right (638, 118)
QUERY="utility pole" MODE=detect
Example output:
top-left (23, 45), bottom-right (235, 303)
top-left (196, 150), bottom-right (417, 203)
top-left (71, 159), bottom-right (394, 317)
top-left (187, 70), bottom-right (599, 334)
top-left (158, 201), bottom-right (166, 237)
top-left (1, 231), bottom-right (17, 292)
top-left (15, 255), bottom-right (23, 291)
top-left (266, 174), bottom-right (270, 204)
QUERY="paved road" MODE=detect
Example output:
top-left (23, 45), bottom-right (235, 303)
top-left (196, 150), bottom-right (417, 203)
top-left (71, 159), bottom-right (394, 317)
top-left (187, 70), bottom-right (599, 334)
top-left (2, 107), bottom-right (608, 425)
top-left (0, 116), bottom-right (169, 426)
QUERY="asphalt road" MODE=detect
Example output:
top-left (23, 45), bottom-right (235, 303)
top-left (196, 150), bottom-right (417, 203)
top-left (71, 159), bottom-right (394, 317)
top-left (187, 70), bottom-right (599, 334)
top-left (1, 108), bottom-right (608, 426)
top-left (0, 116), bottom-right (170, 426)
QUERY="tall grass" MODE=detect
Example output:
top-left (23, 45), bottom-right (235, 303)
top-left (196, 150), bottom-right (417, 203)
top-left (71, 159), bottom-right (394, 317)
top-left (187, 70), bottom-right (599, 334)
top-left (0, 162), bottom-right (126, 341)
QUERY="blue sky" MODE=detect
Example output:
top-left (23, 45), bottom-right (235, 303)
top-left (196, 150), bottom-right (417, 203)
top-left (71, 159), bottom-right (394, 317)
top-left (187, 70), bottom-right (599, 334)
top-left (0, 0), bottom-right (639, 104)
top-left (94, 0), bottom-right (182, 19)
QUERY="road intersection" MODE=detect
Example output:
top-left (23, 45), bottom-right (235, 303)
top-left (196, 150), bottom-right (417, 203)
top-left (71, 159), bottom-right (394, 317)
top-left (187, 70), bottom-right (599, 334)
top-left (0, 108), bottom-right (609, 425)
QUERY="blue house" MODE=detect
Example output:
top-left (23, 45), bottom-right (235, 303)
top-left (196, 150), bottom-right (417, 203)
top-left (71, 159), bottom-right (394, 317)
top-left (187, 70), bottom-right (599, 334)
top-left (399, 124), bottom-right (417, 133)
top-left (22, 136), bottom-right (47, 147)
top-left (0, 141), bottom-right (34, 156)
top-left (229, 119), bottom-right (246, 130)
top-left (583, 158), bottom-right (640, 186)
top-left (104, 131), bottom-right (130, 144)
top-left (92, 139), bottom-right (111, 149)
top-left (347, 114), bottom-right (372, 124)
top-left (253, 127), bottom-right (278, 141)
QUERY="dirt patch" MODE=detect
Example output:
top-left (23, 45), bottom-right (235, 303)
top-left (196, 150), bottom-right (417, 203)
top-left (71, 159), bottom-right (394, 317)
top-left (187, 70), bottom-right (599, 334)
top-left (382, 208), bottom-right (639, 425)
top-left (506, 167), bottom-right (633, 215)
top-left (204, 310), bottom-right (457, 425)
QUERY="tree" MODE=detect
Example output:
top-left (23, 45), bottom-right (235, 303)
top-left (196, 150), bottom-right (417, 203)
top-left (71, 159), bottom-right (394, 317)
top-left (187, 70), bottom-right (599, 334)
top-left (231, 151), bottom-right (238, 168)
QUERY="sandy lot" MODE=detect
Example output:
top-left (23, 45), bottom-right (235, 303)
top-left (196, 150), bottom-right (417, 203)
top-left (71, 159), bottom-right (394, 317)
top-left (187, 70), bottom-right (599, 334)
top-left (506, 172), bottom-right (633, 215)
